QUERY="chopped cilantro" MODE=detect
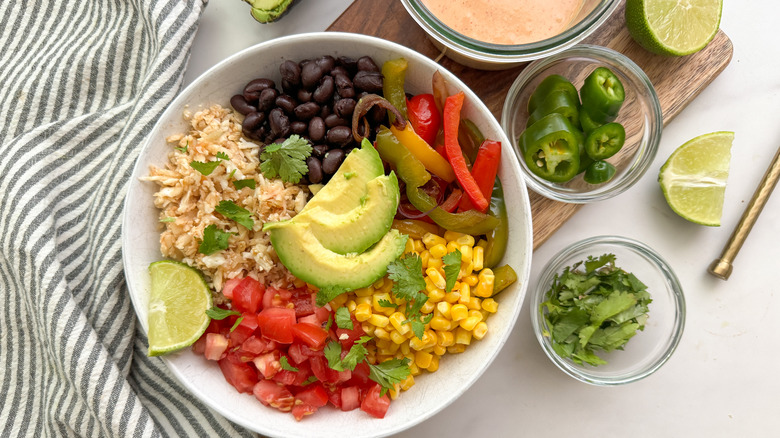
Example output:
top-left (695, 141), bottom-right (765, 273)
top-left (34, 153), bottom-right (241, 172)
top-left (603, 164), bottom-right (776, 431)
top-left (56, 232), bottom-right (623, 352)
top-left (387, 253), bottom-right (430, 339)
top-left (442, 249), bottom-right (462, 293)
top-left (335, 307), bottom-right (354, 330)
top-left (377, 299), bottom-right (397, 309)
top-left (230, 316), bottom-right (243, 333)
top-left (198, 224), bottom-right (232, 255)
top-left (368, 358), bottom-right (411, 396)
top-left (205, 306), bottom-right (240, 320)
top-left (324, 337), bottom-right (409, 395)
top-left (175, 142), bottom-right (188, 154)
top-left (405, 313), bottom-right (433, 340)
top-left (214, 200), bottom-right (254, 229)
top-left (228, 169), bottom-right (237, 179)
top-left (324, 314), bottom-right (333, 331)
top-left (316, 285), bottom-right (347, 307)
top-left (259, 135), bottom-right (312, 183)
top-left (344, 171), bottom-right (355, 180)
top-left (540, 253), bottom-right (652, 366)
top-left (232, 178), bottom-right (256, 190)
top-left (216, 151), bottom-right (230, 160)
top-left (279, 356), bottom-right (299, 372)
top-left (341, 336), bottom-right (370, 371)
top-left (159, 217), bottom-right (176, 223)
top-left (301, 376), bottom-right (318, 386)
top-left (191, 152), bottom-right (229, 176)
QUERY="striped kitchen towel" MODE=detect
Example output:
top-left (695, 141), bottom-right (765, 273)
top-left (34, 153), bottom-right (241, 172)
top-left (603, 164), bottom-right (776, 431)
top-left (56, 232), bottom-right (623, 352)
top-left (0, 1), bottom-right (254, 436)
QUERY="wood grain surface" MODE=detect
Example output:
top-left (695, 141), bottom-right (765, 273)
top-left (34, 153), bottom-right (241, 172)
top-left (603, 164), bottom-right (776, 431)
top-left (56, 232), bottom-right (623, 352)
top-left (328, 0), bottom-right (733, 249)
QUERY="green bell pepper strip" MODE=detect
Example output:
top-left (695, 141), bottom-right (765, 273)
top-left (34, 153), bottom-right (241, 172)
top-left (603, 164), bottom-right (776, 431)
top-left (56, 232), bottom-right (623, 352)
top-left (580, 67), bottom-right (625, 124)
top-left (527, 74), bottom-right (580, 114)
top-left (381, 58), bottom-right (408, 124)
top-left (375, 127), bottom-right (499, 235)
top-left (519, 113), bottom-right (582, 183)
top-left (490, 264), bottom-right (518, 296)
top-left (583, 160), bottom-right (617, 184)
top-left (526, 90), bottom-right (581, 129)
top-left (483, 178), bottom-right (508, 269)
top-left (458, 119), bottom-right (484, 164)
top-left (585, 122), bottom-right (626, 160)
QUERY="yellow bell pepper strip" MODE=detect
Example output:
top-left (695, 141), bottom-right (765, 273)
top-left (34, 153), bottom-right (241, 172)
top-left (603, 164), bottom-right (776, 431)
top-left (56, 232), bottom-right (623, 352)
top-left (390, 124), bottom-right (455, 183)
top-left (351, 94), bottom-right (406, 143)
top-left (442, 92), bottom-right (489, 212)
top-left (374, 128), bottom-right (430, 188)
top-left (381, 58), bottom-right (408, 124)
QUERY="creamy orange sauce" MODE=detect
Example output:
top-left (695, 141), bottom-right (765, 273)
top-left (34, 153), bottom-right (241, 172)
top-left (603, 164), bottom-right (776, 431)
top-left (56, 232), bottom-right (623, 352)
top-left (422, 0), bottom-right (583, 45)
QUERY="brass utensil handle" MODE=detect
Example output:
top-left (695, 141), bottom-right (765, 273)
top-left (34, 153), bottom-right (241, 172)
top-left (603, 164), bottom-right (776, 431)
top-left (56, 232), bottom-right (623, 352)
top-left (709, 145), bottom-right (780, 279)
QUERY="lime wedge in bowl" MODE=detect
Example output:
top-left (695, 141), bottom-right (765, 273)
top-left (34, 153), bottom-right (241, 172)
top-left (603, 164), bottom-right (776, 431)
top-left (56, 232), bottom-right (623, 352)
top-left (625, 0), bottom-right (723, 56)
top-left (659, 131), bottom-right (734, 226)
top-left (147, 260), bottom-right (212, 356)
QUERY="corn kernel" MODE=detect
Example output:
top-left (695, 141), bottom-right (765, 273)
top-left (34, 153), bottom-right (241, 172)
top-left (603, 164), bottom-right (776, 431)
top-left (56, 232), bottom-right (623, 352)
top-left (404, 238), bottom-right (415, 254)
top-left (329, 293), bottom-right (348, 308)
top-left (362, 323), bottom-right (375, 336)
top-left (374, 327), bottom-right (391, 341)
top-left (473, 322), bottom-right (488, 340)
top-left (446, 241), bottom-right (459, 253)
top-left (436, 330), bottom-right (454, 347)
top-left (376, 339), bottom-right (392, 350)
top-left (415, 351), bottom-right (433, 369)
top-left (427, 257), bottom-right (443, 271)
top-left (429, 243), bottom-right (448, 259)
top-left (433, 344), bottom-right (447, 356)
top-left (459, 245), bottom-right (473, 264)
top-left (444, 291), bottom-right (460, 304)
top-left (447, 344), bottom-right (467, 354)
top-left (354, 286), bottom-right (374, 297)
top-left (373, 277), bottom-right (385, 289)
top-left (462, 274), bottom-right (479, 287)
top-left (388, 384), bottom-right (401, 400)
top-left (455, 234), bottom-right (475, 247)
top-left (436, 301), bottom-right (452, 319)
top-left (467, 296), bottom-right (482, 311)
top-left (425, 267), bottom-right (446, 290)
top-left (420, 250), bottom-right (430, 269)
top-left (410, 362), bottom-right (422, 376)
top-left (368, 313), bottom-right (390, 328)
top-left (390, 330), bottom-right (407, 345)
top-left (389, 312), bottom-right (409, 334)
top-left (476, 238), bottom-right (488, 250)
top-left (430, 316), bottom-right (450, 331)
top-left (443, 230), bottom-right (465, 242)
top-left (458, 283), bottom-right (471, 304)
top-left (372, 292), bottom-right (392, 312)
top-left (459, 316), bottom-right (481, 331)
top-left (481, 298), bottom-right (499, 313)
top-left (400, 341), bottom-right (411, 356)
top-left (474, 268), bottom-right (495, 298)
top-left (426, 354), bottom-right (440, 372)
top-left (420, 300), bottom-right (435, 314)
top-left (480, 309), bottom-right (491, 320)
top-left (400, 374), bottom-right (415, 391)
top-left (459, 262), bottom-right (474, 279)
top-left (468, 310), bottom-right (484, 321)
top-left (427, 287), bottom-right (445, 303)
top-left (423, 233), bottom-right (446, 248)
top-left (354, 303), bottom-right (372, 322)
top-left (455, 327), bottom-right (472, 345)
top-left (409, 335), bottom-right (426, 351)
top-left (450, 304), bottom-right (468, 321)
top-left (472, 246), bottom-right (484, 271)
top-left (346, 300), bottom-right (357, 312)
top-left (355, 295), bottom-right (372, 306)
top-left (380, 279), bottom-right (394, 294)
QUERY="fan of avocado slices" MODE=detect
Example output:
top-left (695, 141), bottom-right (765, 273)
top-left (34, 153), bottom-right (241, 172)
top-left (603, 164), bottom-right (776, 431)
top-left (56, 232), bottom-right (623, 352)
top-left (243, 0), bottom-right (296, 23)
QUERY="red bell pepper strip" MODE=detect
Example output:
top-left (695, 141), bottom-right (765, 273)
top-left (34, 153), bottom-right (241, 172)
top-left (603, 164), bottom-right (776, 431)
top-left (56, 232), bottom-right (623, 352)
top-left (443, 92), bottom-right (489, 212)
top-left (441, 188), bottom-right (463, 212)
top-left (459, 139), bottom-right (501, 212)
top-left (407, 93), bottom-right (441, 147)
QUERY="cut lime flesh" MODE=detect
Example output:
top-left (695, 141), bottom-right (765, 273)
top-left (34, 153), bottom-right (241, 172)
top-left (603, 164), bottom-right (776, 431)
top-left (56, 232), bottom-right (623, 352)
top-left (626, 0), bottom-right (723, 56)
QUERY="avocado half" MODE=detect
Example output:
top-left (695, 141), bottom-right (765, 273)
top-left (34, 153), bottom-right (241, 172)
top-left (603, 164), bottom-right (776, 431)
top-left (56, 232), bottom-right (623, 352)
top-left (244, 0), bottom-right (295, 23)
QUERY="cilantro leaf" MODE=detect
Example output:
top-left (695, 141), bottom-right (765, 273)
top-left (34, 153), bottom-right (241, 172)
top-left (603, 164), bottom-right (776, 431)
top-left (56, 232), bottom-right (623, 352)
top-left (214, 200), bottom-right (254, 229)
top-left (175, 142), bottom-right (188, 154)
top-left (301, 376), bottom-right (318, 386)
top-left (387, 252), bottom-right (425, 302)
top-left (216, 151), bottom-right (230, 161)
top-left (368, 358), bottom-right (411, 395)
top-left (316, 285), bottom-right (347, 307)
top-left (335, 307), bottom-right (354, 330)
top-left (340, 336), bottom-right (370, 371)
top-left (324, 314), bottom-right (333, 331)
top-left (259, 135), bottom-right (312, 183)
top-left (324, 341), bottom-right (344, 371)
top-left (190, 160), bottom-right (222, 176)
top-left (377, 299), bottom-right (397, 309)
top-left (230, 316), bottom-right (243, 333)
top-left (405, 313), bottom-right (433, 340)
top-left (279, 356), bottom-right (299, 372)
top-left (205, 307), bottom-right (241, 320)
top-left (442, 249), bottom-right (462, 293)
top-left (199, 224), bottom-right (232, 255)
top-left (232, 178), bottom-right (256, 190)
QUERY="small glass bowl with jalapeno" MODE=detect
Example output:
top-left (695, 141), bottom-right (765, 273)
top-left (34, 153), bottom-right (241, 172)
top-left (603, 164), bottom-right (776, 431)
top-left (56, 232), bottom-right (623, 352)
top-left (501, 45), bottom-right (663, 203)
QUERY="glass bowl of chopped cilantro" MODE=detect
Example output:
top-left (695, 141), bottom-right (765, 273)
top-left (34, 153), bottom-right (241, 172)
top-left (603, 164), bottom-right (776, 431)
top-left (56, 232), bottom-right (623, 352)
top-left (530, 235), bottom-right (685, 385)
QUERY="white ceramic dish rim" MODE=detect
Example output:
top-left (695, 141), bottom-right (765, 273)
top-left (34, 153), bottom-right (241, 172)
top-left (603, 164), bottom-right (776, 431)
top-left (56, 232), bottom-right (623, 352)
top-left (121, 32), bottom-right (533, 438)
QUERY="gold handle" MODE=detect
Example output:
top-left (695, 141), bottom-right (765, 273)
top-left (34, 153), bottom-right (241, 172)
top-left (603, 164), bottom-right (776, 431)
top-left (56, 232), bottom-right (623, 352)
top-left (708, 145), bottom-right (780, 279)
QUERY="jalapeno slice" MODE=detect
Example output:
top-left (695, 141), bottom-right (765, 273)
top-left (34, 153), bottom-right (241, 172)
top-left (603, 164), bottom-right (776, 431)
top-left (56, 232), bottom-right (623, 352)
top-left (519, 113), bottom-right (582, 183)
top-left (526, 90), bottom-right (581, 129)
top-left (527, 74), bottom-right (580, 114)
top-left (580, 67), bottom-right (625, 124)
top-left (578, 106), bottom-right (602, 134)
top-left (583, 160), bottom-right (617, 184)
top-left (585, 122), bottom-right (626, 160)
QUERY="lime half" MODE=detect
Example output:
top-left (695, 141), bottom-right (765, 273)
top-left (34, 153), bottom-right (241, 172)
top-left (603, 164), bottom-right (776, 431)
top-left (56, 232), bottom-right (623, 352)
top-left (625, 0), bottom-right (723, 56)
top-left (147, 260), bottom-right (212, 356)
top-left (659, 131), bottom-right (734, 226)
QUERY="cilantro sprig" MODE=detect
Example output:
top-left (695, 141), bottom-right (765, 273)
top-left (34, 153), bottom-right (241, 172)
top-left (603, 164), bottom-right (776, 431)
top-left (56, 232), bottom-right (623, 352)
top-left (199, 224), bottom-right (233, 255)
top-left (259, 135), bottom-right (312, 183)
top-left (387, 253), bottom-right (430, 339)
top-left (214, 200), bottom-right (254, 230)
top-left (442, 249), bottom-right (462, 293)
top-left (205, 306), bottom-right (242, 332)
top-left (324, 337), bottom-right (411, 395)
top-left (191, 151), bottom-right (230, 176)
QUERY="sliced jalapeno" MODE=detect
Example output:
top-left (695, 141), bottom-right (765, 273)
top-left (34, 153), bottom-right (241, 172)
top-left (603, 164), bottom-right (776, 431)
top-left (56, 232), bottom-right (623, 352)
top-left (528, 74), bottom-right (579, 114)
top-left (526, 90), bottom-right (580, 129)
top-left (580, 67), bottom-right (625, 124)
top-left (583, 160), bottom-right (617, 184)
top-left (585, 122), bottom-right (626, 160)
top-left (578, 106), bottom-right (602, 134)
top-left (519, 113), bottom-right (582, 183)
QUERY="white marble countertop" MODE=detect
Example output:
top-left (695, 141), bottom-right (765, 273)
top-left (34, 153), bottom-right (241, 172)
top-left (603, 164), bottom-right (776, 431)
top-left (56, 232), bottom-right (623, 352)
top-left (187, 1), bottom-right (780, 436)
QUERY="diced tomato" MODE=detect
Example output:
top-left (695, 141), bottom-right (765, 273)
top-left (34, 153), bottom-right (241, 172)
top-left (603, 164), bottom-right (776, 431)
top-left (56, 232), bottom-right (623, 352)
top-left (253, 380), bottom-right (295, 412)
top-left (274, 359), bottom-right (312, 386)
top-left (253, 351), bottom-right (281, 379)
top-left (191, 334), bottom-right (208, 355)
top-left (290, 288), bottom-right (316, 318)
top-left (218, 355), bottom-right (258, 394)
top-left (346, 361), bottom-right (372, 388)
top-left (221, 277), bottom-right (244, 300)
top-left (310, 355), bottom-right (351, 385)
top-left (297, 314), bottom-right (320, 326)
top-left (204, 333), bottom-right (229, 361)
top-left (288, 342), bottom-right (320, 365)
top-left (257, 307), bottom-right (296, 344)
top-left (231, 277), bottom-right (265, 313)
top-left (340, 386), bottom-right (361, 411)
top-left (229, 318), bottom-right (257, 346)
top-left (336, 314), bottom-right (366, 348)
top-left (292, 323), bottom-right (328, 349)
top-left (239, 336), bottom-right (268, 356)
top-left (326, 386), bottom-right (342, 408)
top-left (263, 287), bottom-right (293, 309)
top-left (272, 369), bottom-right (298, 386)
top-left (360, 384), bottom-right (391, 419)
top-left (292, 383), bottom-right (329, 421)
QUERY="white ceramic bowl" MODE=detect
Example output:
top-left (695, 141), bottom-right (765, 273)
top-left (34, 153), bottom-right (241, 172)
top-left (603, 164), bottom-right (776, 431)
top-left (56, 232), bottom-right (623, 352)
top-left (122, 32), bottom-right (533, 438)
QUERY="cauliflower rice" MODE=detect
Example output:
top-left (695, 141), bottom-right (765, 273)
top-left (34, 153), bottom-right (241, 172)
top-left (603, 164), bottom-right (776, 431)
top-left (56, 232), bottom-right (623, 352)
top-left (142, 104), bottom-right (309, 297)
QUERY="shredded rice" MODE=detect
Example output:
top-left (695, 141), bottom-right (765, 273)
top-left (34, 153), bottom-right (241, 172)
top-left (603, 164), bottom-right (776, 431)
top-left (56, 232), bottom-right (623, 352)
top-left (142, 104), bottom-right (308, 299)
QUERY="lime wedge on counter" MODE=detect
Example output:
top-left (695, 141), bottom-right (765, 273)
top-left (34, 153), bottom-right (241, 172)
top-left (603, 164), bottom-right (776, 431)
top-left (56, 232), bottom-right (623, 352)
top-left (625, 0), bottom-right (723, 56)
top-left (659, 131), bottom-right (733, 226)
top-left (147, 260), bottom-right (212, 356)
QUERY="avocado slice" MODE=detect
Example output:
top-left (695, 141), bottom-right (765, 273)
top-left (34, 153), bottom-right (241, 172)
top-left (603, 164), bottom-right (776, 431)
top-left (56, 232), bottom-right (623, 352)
top-left (245, 0), bottom-right (295, 23)
top-left (270, 225), bottom-right (408, 291)
top-left (271, 172), bottom-right (400, 255)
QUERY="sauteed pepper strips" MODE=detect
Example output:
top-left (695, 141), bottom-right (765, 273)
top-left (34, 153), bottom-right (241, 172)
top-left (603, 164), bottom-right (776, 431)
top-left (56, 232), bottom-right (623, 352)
top-left (406, 93), bottom-right (441, 146)
top-left (381, 58), bottom-right (409, 124)
top-left (483, 178), bottom-right (508, 269)
top-left (443, 92), bottom-right (489, 212)
top-left (459, 139), bottom-right (501, 212)
top-left (519, 113), bottom-right (582, 183)
top-left (390, 124), bottom-right (455, 182)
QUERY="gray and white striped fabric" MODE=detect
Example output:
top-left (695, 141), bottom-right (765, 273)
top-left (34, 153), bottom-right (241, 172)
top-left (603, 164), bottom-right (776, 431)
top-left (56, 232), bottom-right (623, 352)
top-left (0, 1), bottom-right (254, 436)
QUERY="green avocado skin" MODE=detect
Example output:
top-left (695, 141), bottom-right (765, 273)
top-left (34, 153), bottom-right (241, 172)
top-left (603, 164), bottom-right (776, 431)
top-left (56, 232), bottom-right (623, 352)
top-left (247, 0), bottom-right (295, 23)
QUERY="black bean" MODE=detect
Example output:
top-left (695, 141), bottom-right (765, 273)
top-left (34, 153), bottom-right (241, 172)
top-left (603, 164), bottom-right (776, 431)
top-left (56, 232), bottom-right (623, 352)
top-left (297, 88), bottom-right (312, 103)
top-left (312, 75), bottom-right (335, 104)
top-left (324, 113), bottom-right (348, 128)
top-left (242, 125), bottom-right (260, 141)
top-left (334, 98), bottom-right (356, 119)
top-left (320, 105), bottom-right (332, 119)
top-left (281, 78), bottom-right (298, 95)
top-left (269, 108), bottom-right (290, 137)
top-left (353, 71), bottom-right (383, 93)
top-left (331, 66), bottom-right (348, 77)
top-left (306, 157), bottom-right (324, 184)
top-left (308, 117), bottom-right (326, 142)
top-left (243, 78), bottom-right (275, 102)
top-left (231, 94), bottom-right (256, 115)
top-left (275, 94), bottom-right (297, 115)
top-left (316, 55), bottom-right (336, 74)
top-left (337, 56), bottom-right (358, 75)
top-left (242, 111), bottom-right (266, 131)
top-left (294, 102), bottom-right (320, 121)
top-left (290, 120), bottom-right (308, 135)
top-left (312, 144), bottom-right (329, 158)
top-left (301, 62), bottom-right (324, 90)
top-left (326, 126), bottom-right (353, 147)
top-left (322, 149), bottom-right (346, 175)
top-left (280, 60), bottom-right (301, 87)
top-left (258, 88), bottom-right (279, 112)
top-left (357, 56), bottom-right (380, 72)
top-left (334, 73), bottom-right (355, 99)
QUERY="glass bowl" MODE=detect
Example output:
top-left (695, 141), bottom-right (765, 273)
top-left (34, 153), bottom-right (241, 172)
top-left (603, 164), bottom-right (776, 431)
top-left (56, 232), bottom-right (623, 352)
top-left (529, 236), bottom-right (685, 386)
top-left (399, 0), bottom-right (620, 70)
top-left (501, 45), bottom-right (663, 203)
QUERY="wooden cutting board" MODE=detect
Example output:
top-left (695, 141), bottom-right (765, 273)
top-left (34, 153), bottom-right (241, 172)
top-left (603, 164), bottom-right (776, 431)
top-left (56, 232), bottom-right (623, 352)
top-left (328, 0), bottom-right (733, 249)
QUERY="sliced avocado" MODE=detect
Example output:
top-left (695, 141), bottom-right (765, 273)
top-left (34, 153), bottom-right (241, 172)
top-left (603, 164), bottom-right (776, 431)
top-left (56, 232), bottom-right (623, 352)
top-left (270, 172), bottom-right (400, 254)
top-left (246, 0), bottom-right (294, 23)
top-left (270, 224), bottom-right (408, 291)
